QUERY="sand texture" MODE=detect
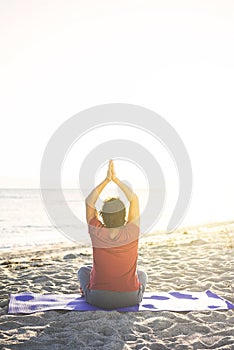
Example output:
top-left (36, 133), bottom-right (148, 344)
top-left (0, 221), bottom-right (234, 350)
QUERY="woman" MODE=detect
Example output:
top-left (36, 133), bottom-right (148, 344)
top-left (78, 160), bottom-right (147, 309)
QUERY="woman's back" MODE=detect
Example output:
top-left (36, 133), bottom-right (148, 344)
top-left (88, 216), bottom-right (140, 292)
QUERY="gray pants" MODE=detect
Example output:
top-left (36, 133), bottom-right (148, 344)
top-left (78, 265), bottom-right (148, 309)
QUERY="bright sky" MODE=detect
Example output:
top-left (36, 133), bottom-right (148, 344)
top-left (0, 0), bottom-right (234, 227)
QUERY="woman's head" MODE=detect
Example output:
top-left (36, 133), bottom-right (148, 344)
top-left (100, 197), bottom-right (126, 228)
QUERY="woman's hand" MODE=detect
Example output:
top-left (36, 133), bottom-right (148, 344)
top-left (110, 160), bottom-right (119, 184)
top-left (106, 159), bottom-right (118, 182)
top-left (106, 160), bottom-right (113, 181)
top-left (110, 160), bottom-right (116, 181)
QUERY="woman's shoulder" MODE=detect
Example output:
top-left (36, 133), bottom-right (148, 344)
top-left (121, 221), bottom-right (140, 239)
top-left (88, 216), bottom-right (103, 228)
top-left (124, 221), bottom-right (140, 230)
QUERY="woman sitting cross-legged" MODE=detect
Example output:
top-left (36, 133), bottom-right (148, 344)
top-left (78, 160), bottom-right (147, 309)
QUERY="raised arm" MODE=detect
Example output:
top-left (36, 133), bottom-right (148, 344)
top-left (85, 161), bottom-right (112, 223)
top-left (111, 161), bottom-right (140, 226)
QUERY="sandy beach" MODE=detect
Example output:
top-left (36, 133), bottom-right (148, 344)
top-left (0, 221), bottom-right (234, 350)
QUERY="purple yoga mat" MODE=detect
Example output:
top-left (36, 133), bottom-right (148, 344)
top-left (8, 290), bottom-right (234, 314)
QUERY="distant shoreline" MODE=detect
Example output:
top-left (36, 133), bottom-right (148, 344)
top-left (1, 220), bottom-right (233, 254)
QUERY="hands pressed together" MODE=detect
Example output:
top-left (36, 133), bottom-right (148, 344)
top-left (106, 160), bottom-right (118, 182)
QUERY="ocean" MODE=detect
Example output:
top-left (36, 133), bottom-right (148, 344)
top-left (1, 188), bottom-right (233, 251)
top-left (0, 188), bottom-right (152, 251)
top-left (0, 188), bottom-right (162, 251)
top-left (0, 189), bottom-right (71, 251)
